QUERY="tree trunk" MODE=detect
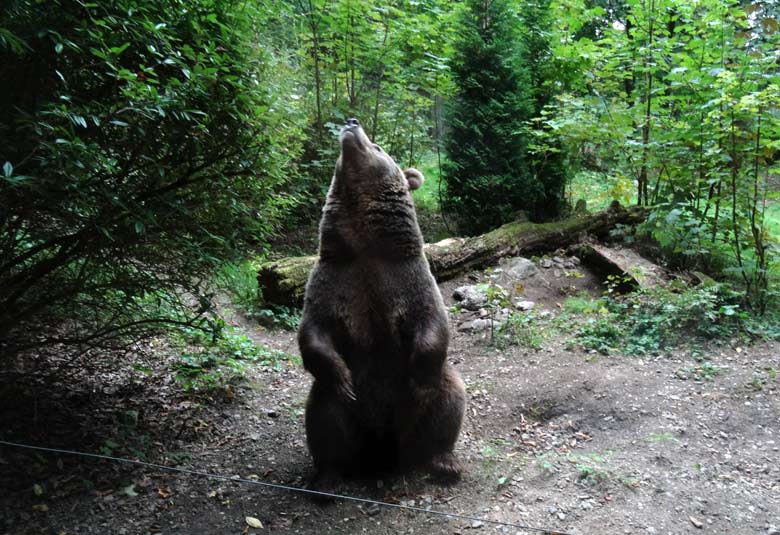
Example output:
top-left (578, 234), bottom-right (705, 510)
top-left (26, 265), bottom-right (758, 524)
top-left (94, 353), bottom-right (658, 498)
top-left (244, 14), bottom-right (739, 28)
top-left (258, 202), bottom-right (648, 306)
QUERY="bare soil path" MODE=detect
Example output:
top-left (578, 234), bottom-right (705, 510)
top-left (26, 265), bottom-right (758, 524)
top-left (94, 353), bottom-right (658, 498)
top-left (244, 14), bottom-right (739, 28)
top-left (1, 268), bottom-right (779, 535)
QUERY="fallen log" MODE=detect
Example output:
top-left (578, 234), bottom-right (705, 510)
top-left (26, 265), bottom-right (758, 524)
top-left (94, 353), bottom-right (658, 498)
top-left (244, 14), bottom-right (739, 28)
top-left (573, 242), bottom-right (668, 291)
top-left (258, 201), bottom-right (647, 306)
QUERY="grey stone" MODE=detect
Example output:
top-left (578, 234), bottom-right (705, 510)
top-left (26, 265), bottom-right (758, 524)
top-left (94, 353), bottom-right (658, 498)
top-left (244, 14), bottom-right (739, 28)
top-left (514, 300), bottom-right (535, 311)
top-left (458, 318), bottom-right (494, 332)
top-left (498, 256), bottom-right (539, 281)
top-left (453, 285), bottom-right (488, 311)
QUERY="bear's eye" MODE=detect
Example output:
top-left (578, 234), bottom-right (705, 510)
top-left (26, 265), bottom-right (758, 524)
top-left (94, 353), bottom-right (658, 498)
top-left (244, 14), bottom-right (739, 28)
top-left (372, 144), bottom-right (383, 152)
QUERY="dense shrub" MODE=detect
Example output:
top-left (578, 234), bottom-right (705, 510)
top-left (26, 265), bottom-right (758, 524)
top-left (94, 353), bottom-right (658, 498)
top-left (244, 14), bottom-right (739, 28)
top-left (441, 0), bottom-right (535, 235)
top-left (441, 0), bottom-right (569, 234)
top-left (0, 1), bottom-right (303, 364)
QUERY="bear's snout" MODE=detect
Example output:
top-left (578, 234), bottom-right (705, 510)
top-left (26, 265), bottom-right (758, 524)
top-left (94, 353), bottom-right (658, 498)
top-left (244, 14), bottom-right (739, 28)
top-left (345, 118), bottom-right (360, 127)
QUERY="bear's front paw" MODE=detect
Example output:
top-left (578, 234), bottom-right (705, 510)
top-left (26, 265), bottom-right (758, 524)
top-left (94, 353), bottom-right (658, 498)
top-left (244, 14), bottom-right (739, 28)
top-left (336, 379), bottom-right (357, 403)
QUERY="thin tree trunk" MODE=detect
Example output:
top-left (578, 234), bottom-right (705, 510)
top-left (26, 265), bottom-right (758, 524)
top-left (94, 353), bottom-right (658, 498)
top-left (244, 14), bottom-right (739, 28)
top-left (637, 0), bottom-right (655, 206)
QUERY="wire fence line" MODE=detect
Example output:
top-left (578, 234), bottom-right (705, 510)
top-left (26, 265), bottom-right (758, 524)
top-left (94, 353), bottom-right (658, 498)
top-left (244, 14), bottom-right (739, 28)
top-left (0, 439), bottom-right (574, 535)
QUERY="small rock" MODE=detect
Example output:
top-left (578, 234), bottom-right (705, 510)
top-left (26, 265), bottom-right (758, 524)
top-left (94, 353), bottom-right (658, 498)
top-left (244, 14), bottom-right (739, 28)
top-left (766, 526), bottom-right (780, 535)
top-left (245, 516), bottom-right (263, 529)
top-left (547, 506), bottom-right (558, 514)
top-left (552, 256), bottom-right (565, 265)
top-left (453, 285), bottom-right (489, 311)
top-left (470, 520), bottom-right (484, 529)
top-left (689, 516), bottom-right (703, 529)
top-left (266, 409), bottom-right (279, 418)
top-left (497, 257), bottom-right (539, 282)
top-left (557, 512), bottom-right (566, 521)
top-left (540, 259), bottom-right (553, 269)
top-left (514, 300), bottom-right (535, 311)
top-left (459, 318), bottom-right (495, 332)
top-left (366, 504), bottom-right (381, 516)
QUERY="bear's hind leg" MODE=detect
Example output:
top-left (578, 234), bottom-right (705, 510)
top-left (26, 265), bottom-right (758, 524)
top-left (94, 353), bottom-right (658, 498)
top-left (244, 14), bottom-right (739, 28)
top-left (399, 364), bottom-right (466, 483)
top-left (305, 380), bottom-right (363, 494)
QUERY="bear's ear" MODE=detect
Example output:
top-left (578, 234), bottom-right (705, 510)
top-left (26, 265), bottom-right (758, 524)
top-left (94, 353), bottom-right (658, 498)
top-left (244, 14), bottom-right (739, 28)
top-left (404, 168), bottom-right (424, 191)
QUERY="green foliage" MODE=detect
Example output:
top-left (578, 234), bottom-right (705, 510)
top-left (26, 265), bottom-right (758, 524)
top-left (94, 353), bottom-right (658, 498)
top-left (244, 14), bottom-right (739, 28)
top-left (520, 0), bottom-right (569, 218)
top-left (563, 293), bottom-right (603, 315)
top-left (494, 312), bottom-right (543, 350)
top-left (412, 152), bottom-right (445, 213)
top-left (173, 327), bottom-right (291, 392)
top-left (568, 170), bottom-right (635, 211)
top-left (255, 305), bottom-right (302, 331)
top-left (551, 0), bottom-right (780, 310)
top-left (214, 260), bottom-right (301, 329)
top-left (440, 0), bottom-right (535, 234)
top-left (442, 0), bottom-right (570, 234)
top-left (287, 0), bottom-right (455, 210)
top-left (576, 316), bottom-right (624, 355)
top-left (572, 284), bottom-right (746, 355)
top-left (0, 1), bottom-right (304, 363)
top-left (215, 260), bottom-right (264, 313)
top-left (676, 361), bottom-right (722, 381)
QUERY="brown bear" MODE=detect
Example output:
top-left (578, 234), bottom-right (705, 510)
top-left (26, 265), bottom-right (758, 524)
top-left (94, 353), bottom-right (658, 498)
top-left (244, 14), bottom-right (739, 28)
top-left (298, 118), bottom-right (466, 490)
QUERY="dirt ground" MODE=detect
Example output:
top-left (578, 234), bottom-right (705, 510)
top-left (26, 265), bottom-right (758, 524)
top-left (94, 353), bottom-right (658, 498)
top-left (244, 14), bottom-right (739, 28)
top-left (1, 261), bottom-right (779, 535)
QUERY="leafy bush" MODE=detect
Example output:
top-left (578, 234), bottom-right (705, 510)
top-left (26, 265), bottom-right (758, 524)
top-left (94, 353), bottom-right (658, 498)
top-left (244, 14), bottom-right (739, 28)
top-left (494, 312), bottom-right (543, 350)
top-left (255, 305), bottom-right (302, 331)
top-left (215, 260), bottom-right (264, 313)
top-left (0, 1), bottom-right (304, 364)
top-left (573, 284), bottom-right (746, 355)
top-left (173, 327), bottom-right (292, 392)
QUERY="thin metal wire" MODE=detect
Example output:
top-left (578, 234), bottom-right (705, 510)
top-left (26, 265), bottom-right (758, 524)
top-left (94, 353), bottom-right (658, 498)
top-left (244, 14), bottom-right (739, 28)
top-left (0, 439), bottom-right (573, 535)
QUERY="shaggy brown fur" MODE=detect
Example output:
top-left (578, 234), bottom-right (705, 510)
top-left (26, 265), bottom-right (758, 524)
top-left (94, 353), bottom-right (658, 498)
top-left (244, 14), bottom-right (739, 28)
top-left (298, 118), bottom-right (466, 490)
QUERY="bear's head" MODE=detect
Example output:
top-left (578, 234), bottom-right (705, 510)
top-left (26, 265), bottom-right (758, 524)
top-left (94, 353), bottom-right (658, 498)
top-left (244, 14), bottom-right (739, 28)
top-left (337, 118), bottom-right (424, 193)
top-left (318, 118), bottom-right (425, 260)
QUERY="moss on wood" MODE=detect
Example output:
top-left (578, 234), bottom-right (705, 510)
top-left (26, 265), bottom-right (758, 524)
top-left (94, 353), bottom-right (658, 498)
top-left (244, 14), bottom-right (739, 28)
top-left (257, 202), bottom-right (647, 307)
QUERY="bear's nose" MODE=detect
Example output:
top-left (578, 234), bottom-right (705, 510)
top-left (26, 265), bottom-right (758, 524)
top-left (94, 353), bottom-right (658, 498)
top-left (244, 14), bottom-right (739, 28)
top-left (345, 118), bottom-right (360, 127)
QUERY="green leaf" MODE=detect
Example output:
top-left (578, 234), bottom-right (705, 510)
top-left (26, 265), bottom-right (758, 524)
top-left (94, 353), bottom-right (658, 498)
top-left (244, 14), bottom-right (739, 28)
top-left (3, 161), bottom-right (12, 177)
top-left (122, 483), bottom-right (139, 497)
top-left (108, 42), bottom-right (130, 55)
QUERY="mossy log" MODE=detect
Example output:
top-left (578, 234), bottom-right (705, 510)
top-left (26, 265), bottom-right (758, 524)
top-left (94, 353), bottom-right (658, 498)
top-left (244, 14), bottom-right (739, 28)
top-left (258, 202), bottom-right (647, 307)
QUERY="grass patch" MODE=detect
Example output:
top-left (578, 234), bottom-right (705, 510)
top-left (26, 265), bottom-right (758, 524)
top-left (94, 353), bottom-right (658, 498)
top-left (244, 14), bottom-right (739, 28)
top-left (215, 259), bottom-right (263, 312)
top-left (412, 151), bottom-right (445, 213)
